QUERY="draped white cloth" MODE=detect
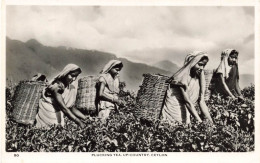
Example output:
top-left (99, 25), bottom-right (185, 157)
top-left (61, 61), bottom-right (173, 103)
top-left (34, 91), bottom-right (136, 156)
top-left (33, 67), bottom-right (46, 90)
top-left (97, 60), bottom-right (122, 120)
top-left (161, 51), bottom-right (208, 124)
top-left (215, 49), bottom-right (234, 78)
top-left (35, 64), bottom-right (80, 128)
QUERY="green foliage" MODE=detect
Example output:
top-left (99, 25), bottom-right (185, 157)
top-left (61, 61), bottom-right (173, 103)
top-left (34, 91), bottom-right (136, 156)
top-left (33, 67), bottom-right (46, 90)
top-left (5, 85), bottom-right (254, 152)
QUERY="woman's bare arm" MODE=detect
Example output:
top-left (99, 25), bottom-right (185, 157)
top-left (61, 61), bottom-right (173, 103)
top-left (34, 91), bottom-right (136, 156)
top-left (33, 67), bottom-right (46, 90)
top-left (51, 86), bottom-right (84, 128)
top-left (199, 72), bottom-right (213, 123)
top-left (219, 74), bottom-right (235, 98)
top-left (98, 82), bottom-right (115, 103)
top-left (98, 82), bottom-right (123, 105)
top-left (180, 87), bottom-right (202, 122)
top-left (235, 79), bottom-right (243, 96)
top-left (199, 100), bottom-right (213, 123)
top-left (71, 107), bottom-right (87, 120)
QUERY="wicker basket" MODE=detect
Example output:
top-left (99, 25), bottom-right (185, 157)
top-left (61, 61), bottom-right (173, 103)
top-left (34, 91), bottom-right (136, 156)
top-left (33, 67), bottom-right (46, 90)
top-left (75, 76), bottom-right (98, 113)
top-left (135, 70), bottom-right (214, 123)
top-left (12, 81), bottom-right (46, 125)
top-left (135, 74), bottom-right (170, 123)
top-left (204, 69), bottom-right (214, 101)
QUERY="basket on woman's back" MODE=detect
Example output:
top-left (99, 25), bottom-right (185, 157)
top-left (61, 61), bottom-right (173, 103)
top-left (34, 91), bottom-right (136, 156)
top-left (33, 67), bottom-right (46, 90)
top-left (75, 76), bottom-right (131, 115)
top-left (75, 76), bottom-right (98, 115)
top-left (12, 80), bottom-right (47, 125)
top-left (135, 70), bottom-right (214, 124)
top-left (135, 74), bottom-right (170, 124)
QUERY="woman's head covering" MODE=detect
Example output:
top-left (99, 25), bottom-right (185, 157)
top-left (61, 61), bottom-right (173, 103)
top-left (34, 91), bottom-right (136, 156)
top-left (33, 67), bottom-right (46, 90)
top-left (215, 49), bottom-right (238, 79)
top-left (52, 64), bottom-right (81, 108)
top-left (184, 51), bottom-right (207, 65)
top-left (100, 60), bottom-right (123, 74)
top-left (52, 63), bottom-right (81, 84)
top-left (170, 51), bottom-right (208, 90)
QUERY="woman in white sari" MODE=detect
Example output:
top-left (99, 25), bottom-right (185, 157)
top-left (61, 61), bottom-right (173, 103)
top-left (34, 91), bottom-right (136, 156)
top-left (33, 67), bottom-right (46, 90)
top-left (96, 60), bottom-right (125, 122)
top-left (36, 64), bottom-right (86, 128)
top-left (161, 51), bottom-right (213, 124)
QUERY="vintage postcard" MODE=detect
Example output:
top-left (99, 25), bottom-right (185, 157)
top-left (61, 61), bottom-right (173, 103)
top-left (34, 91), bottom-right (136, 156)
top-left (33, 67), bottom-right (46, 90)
top-left (1, 0), bottom-right (259, 163)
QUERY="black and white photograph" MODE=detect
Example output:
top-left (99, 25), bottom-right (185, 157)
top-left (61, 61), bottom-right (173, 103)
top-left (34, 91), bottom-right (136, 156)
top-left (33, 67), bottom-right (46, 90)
top-left (2, 1), bottom-right (259, 163)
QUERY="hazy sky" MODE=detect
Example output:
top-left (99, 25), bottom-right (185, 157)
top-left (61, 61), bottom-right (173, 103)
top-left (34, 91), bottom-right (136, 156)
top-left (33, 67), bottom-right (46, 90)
top-left (6, 6), bottom-right (254, 74)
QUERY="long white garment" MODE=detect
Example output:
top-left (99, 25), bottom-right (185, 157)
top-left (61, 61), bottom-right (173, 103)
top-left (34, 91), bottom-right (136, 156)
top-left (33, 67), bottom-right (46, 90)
top-left (215, 49), bottom-right (234, 78)
top-left (161, 51), bottom-right (208, 124)
top-left (97, 60), bottom-right (122, 120)
top-left (35, 64), bottom-right (80, 128)
top-left (162, 78), bottom-right (200, 124)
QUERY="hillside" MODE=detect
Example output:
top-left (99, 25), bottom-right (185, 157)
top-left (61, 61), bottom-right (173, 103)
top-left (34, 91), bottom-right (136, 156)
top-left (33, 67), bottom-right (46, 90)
top-left (6, 38), bottom-right (254, 90)
top-left (153, 60), bottom-right (179, 73)
top-left (6, 38), bottom-right (172, 90)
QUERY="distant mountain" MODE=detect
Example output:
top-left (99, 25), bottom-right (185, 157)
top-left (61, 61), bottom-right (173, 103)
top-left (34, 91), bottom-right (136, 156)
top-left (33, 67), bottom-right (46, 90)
top-left (6, 37), bottom-right (172, 90)
top-left (153, 60), bottom-right (179, 73)
top-left (6, 37), bottom-right (254, 90)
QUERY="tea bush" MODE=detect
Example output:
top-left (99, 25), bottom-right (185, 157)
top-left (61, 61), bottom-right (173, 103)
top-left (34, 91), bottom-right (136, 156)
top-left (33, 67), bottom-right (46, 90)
top-left (5, 85), bottom-right (254, 152)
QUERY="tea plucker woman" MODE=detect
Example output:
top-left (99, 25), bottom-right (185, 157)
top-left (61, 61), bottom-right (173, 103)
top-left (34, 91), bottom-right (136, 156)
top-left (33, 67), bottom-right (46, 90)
top-left (213, 49), bottom-right (243, 100)
top-left (36, 64), bottom-right (86, 128)
top-left (161, 51), bottom-right (213, 124)
top-left (96, 60), bottom-right (125, 122)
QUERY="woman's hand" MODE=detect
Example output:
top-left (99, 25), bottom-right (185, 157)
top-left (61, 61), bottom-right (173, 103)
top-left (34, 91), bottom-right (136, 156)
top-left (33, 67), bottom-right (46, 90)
top-left (114, 98), bottom-right (125, 107)
top-left (98, 82), bottom-right (125, 106)
top-left (196, 118), bottom-right (203, 123)
top-left (119, 99), bottom-right (126, 107)
top-left (195, 119), bottom-right (203, 124)
top-left (227, 95), bottom-right (236, 101)
top-left (78, 121), bottom-right (85, 129)
top-left (237, 95), bottom-right (244, 101)
top-left (83, 115), bottom-right (94, 122)
top-left (57, 123), bottom-right (63, 129)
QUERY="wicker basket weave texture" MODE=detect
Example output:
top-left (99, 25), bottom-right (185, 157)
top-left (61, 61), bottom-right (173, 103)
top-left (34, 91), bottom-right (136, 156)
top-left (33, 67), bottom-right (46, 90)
top-left (204, 69), bottom-right (214, 101)
top-left (12, 81), bottom-right (46, 125)
top-left (75, 76), bottom-right (98, 111)
top-left (135, 70), bottom-right (214, 122)
top-left (135, 74), bottom-right (170, 122)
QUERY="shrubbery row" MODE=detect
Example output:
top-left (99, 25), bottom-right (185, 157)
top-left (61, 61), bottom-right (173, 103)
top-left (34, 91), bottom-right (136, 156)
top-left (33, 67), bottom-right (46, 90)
top-left (5, 85), bottom-right (254, 152)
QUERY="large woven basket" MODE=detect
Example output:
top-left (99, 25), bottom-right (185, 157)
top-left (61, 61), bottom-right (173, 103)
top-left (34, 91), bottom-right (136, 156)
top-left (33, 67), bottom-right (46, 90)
top-left (135, 70), bottom-right (214, 123)
top-left (12, 81), bottom-right (46, 125)
top-left (75, 76), bottom-right (98, 113)
top-left (204, 69), bottom-right (214, 101)
top-left (135, 74), bottom-right (170, 123)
